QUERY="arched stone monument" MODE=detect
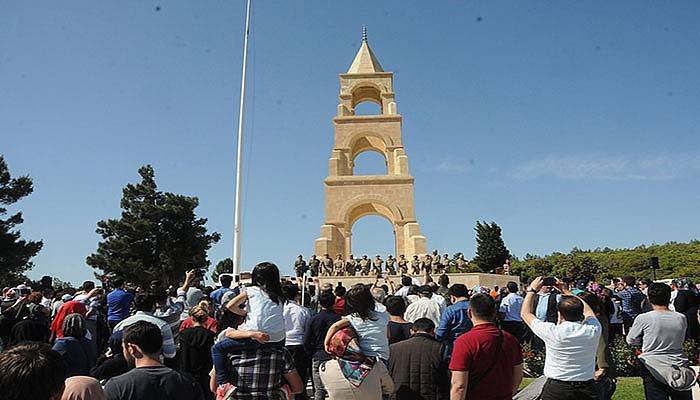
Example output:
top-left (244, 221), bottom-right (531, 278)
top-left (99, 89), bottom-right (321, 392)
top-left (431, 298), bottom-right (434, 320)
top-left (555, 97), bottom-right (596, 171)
top-left (315, 30), bottom-right (427, 259)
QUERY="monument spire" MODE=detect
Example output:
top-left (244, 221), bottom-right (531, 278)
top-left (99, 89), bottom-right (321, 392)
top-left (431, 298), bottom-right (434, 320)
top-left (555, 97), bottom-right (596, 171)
top-left (347, 26), bottom-right (384, 74)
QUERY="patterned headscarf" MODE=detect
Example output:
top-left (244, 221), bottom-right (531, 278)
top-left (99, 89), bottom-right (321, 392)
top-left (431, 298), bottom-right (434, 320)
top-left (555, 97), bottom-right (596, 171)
top-left (327, 327), bottom-right (376, 387)
top-left (673, 277), bottom-right (693, 290)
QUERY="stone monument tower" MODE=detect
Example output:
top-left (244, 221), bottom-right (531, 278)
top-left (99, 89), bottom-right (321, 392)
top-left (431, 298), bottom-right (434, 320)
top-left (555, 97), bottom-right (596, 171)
top-left (315, 29), bottom-right (427, 258)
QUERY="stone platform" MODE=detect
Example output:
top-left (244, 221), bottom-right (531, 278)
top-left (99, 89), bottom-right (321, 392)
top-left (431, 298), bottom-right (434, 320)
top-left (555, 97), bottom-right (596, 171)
top-left (314, 272), bottom-right (517, 291)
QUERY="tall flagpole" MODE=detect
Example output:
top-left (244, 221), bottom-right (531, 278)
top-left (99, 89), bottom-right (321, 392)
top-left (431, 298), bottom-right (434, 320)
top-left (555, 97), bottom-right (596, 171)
top-left (233, 0), bottom-right (252, 277)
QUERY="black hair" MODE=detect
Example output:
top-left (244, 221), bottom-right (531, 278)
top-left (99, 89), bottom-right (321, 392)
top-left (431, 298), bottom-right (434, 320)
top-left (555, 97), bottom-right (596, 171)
top-left (557, 296), bottom-right (584, 322)
top-left (220, 274), bottom-right (233, 288)
top-left (112, 277), bottom-right (125, 288)
top-left (251, 262), bottom-right (285, 305)
top-left (469, 293), bottom-right (497, 320)
top-left (449, 284), bottom-right (468, 298)
top-left (401, 276), bottom-right (412, 287)
top-left (385, 295), bottom-right (407, 317)
top-left (647, 282), bottom-right (672, 306)
top-left (281, 282), bottom-right (299, 301)
top-left (506, 281), bottom-right (518, 293)
top-left (82, 280), bottom-right (95, 292)
top-left (578, 291), bottom-right (601, 315)
top-left (639, 278), bottom-right (652, 286)
top-left (345, 284), bottom-right (376, 321)
top-left (319, 291), bottom-right (336, 310)
top-left (334, 285), bottom-right (346, 297)
top-left (622, 275), bottom-right (636, 287)
top-left (407, 285), bottom-right (419, 296)
top-left (150, 287), bottom-right (168, 304)
top-left (438, 274), bottom-right (450, 287)
top-left (412, 317), bottom-right (435, 333)
top-left (122, 320), bottom-right (163, 355)
top-left (0, 342), bottom-right (67, 400)
top-left (133, 293), bottom-right (155, 312)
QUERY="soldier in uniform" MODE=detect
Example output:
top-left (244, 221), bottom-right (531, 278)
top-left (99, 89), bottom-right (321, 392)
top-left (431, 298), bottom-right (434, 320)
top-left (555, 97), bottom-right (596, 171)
top-left (322, 254), bottom-right (333, 276)
top-left (397, 254), bottom-right (409, 275)
top-left (372, 255), bottom-right (384, 276)
top-left (345, 254), bottom-right (357, 276)
top-left (359, 255), bottom-right (371, 276)
top-left (431, 250), bottom-right (441, 274)
top-left (422, 254), bottom-right (433, 275)
top-left (293, 255), bottom-right (307, 285)
top-left (454, 253), bottom-right (468, 272)
top-left (385, 255), bottom-right (396, 275)
top-left (411, 255), bottom-right (421, 275)
top-left (334, 254), bottom-right (345, 276)
top-left (440, 253), bottom-right (451, 273)
top-left (308, 255), bottom-right (320, 277)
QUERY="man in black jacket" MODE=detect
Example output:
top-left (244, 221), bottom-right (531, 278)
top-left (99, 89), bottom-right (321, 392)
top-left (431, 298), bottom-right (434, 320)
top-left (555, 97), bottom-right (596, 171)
top-left (388, 318), bottom-right (449, 400)
top-left (303, 290), bottom-right (340, 400)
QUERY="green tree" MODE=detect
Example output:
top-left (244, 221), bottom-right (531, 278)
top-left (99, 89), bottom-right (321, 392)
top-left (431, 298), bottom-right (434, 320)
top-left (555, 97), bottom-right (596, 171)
top-left (211, 258), bottom-right (233, 283)
top-left (472, 221), bottom-right (511, 273)
top-left (86, 165), bottom-right (220, 285)
top-left (0, 156), bottom-right (43, 286)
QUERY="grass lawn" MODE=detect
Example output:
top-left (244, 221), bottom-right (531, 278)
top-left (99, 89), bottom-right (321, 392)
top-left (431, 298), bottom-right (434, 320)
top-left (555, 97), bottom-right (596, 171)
top-left (519, 377), bottom-right (643, 400)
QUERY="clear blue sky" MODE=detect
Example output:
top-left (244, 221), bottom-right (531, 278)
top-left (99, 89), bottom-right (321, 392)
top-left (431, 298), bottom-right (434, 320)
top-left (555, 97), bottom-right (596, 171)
top-left (2, 1), bottom-right (699, 285)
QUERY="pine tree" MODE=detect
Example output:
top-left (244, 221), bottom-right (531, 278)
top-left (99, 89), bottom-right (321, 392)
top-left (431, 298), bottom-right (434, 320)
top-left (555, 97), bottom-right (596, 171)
top-left (0, 156), bottom-right (43, 286)
top-left (211, 258), bottom-right (233, 283)
top-left (86, 165), bottom-right (220, 285)
top-left (472, 221), bottom-right (511, 273)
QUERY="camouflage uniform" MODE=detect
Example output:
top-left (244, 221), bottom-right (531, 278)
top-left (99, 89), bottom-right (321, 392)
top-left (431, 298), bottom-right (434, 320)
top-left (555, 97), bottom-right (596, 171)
top-left (422, 255), bottom-right (433, 274)
top-left (454, 254), bottom-right (468, 272)
top-left (411, 256), bottom-right (421, 275)
top-left (440, 254), bottom-right (451, 273)
top-left (397, 255), bottom-right (409, 275)
top-left (322, 256), bottom-right (333, 276)
top-left (308, 256), bottom-right (320, 277)
top-left (372, 256), bottom-right (384, 276)
top-left (385, 256), bottom-right (396, 275)
top-left (334, 256), bottom-right (345, 276)
top-left (294, 257), bottom-right (307, 278)
top-left (359, 257), bottom-right (371, 276)
top-left (345, 256), bottom-right (357, 276)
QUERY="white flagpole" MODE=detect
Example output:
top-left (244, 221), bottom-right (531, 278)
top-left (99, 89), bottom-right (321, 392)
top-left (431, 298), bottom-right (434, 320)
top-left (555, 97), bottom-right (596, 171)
top-left (233, 0), bottom-right (252, 277)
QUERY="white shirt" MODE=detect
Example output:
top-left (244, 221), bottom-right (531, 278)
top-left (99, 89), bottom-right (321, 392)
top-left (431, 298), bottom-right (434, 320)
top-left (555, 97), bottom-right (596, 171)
top-left (239, 286), bottom-right (286, 343)
top-left (531, 317), bottom-right (602, 381)
top-left (394, 286), bottom-right (410, 298)
top-left (404, 297), bottom-right (442, 327)
top-left (375, 302), bottom-right (387, 313)
top-left (343, 311), bottom-right (390, 360)
top-left (431, 294), bottom-right (446, 314)
top-left (283, 300), bottom-right (311, 346)
top-left (610, 300), bottom-right (623, 324)
top-left (499, 292), bottom-right (524, 322)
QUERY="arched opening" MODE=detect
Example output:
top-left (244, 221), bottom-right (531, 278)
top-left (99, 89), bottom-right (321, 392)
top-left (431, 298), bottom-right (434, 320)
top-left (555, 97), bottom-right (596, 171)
top-left (354, 101), bottom-right (382, 115)
top-left (351, 85), bottom-right (382, 115)
top-left (353, 150), bottom-right (387, 175)
top-left (350, 215), bottom-right (396, 259)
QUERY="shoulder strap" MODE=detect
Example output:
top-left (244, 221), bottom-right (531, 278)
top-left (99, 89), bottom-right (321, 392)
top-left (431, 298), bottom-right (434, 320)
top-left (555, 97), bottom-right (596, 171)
top-left (468, 329), bottom-right (504, 390)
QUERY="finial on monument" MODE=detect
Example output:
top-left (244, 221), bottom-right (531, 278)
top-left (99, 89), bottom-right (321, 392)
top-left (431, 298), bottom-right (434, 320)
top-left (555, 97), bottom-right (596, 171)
top-left (362, 25), bottom-right (368, 42)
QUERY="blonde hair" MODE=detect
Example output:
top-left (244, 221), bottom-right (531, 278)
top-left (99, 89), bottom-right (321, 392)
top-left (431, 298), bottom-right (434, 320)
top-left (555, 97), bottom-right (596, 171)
top-left (189, 301), bottom-right (210, 324)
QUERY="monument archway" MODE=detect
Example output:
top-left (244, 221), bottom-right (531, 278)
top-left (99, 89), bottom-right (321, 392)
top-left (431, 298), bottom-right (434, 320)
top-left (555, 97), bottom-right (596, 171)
top-left (315, 30), bottom-right (427, 259)
top-left (350, 215), bottom-right (397, 258)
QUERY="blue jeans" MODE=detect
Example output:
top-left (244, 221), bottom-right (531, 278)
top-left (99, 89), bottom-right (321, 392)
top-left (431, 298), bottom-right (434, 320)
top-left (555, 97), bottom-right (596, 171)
top-left (211, 338), bottom-right (260, 385)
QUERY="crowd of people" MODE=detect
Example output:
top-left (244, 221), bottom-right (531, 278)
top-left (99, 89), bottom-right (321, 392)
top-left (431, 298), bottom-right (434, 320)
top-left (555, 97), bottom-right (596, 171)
top-left (0, 262), bottom-right (698, 400)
